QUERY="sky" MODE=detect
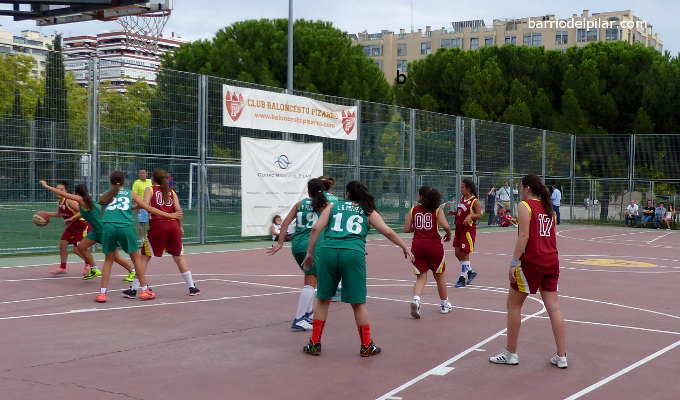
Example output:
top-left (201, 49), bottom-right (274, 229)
top-left (0, 0), bottom-right (677, 53)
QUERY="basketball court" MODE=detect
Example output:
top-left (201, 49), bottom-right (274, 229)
top-left (1, 225), bottom-right (678, 399)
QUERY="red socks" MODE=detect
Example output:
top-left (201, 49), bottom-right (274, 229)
top-left (358, 324), bottom-right (371, 347)
top-left (59, 262), bottom-right (66, 269)
top-left (311, 319), bottom-right (326, 344)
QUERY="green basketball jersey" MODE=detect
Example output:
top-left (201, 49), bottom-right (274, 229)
top-left (80, 203), bottom-right (103, 233)
top-left (324, 192), bottom-right (339, 202)
top-left (102, 189), bottom-right (135, 225)
top-left (321, 200), bottom-right (370, 252)
top-left (292, 198), bottom-right (319, 254)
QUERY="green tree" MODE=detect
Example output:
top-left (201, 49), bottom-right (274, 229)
top-left (631, 107), bottom-right (655, 134)
top-left (163, 19), bottom-right (392, 103)
top-left (501, 100), bottom-right (532, 126)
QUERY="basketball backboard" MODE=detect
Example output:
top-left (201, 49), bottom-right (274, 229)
top-left (0, 1), bottom-right (172, 26)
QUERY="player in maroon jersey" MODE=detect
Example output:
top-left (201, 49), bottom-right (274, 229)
top-left (39, 180), bottom-right (96, 276)
top-left (123, 168), bottom-right (200, 298)
top-left (403, 186), bottom-right (452, 318)
top-left (489, 174), bottom-right (567, 369)
top-left (449, 179), bottom-right (482, 288)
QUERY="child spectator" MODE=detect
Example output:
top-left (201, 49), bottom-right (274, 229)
top-left (271, 215), bottom-right (293, 241)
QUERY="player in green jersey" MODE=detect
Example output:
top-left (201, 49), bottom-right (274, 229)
top-left (301, 181), bottom-right (414, 357)
top-left (268, 178), bottom-right (330, 331)
top-left (39, 180), bottom-right (181, 282)
top-left (95, 171), bottom-right (166, 303)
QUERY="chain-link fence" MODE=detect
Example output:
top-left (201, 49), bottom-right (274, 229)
top-left (1, 52), bottom-right (679, 253)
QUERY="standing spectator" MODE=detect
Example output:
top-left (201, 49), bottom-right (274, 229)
top-left (486, 187), bottom-right (497, 226)
top-left (168, 173), bottom-right (176, 192)
top-left (498, 182), bottom-right (511, 211)
top-left (654, 202), bottom-right (667, 229)
top-left (641, 200), bottom-right (655, 226)
top-left (625, 200), bottom-right (639, 227)
top-left (132, 168), bottom-right (152, 239)
top-left (551, 185), bottom-right (562, 225)
top-left (670, 203), bottom-right (677, 225)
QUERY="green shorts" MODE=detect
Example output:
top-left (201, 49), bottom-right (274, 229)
top-left (86, 229), bottom-right (102, 244)
top-left (293, 251), bottom-right (317, 276)
top-left (101, 223), bottom-right (139, 254)
top-left (316, 247), bottom-right (366, 304)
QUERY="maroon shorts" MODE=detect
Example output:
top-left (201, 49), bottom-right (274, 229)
top-left (452, 226), bottom-right (476, 254)
top-left (510, 261), bottom-right (560, 294)
top-left (411, 239), bottom-right (445, 274)
top-left (144, 220), bottom-right (183, 257)
top-left (60, 221), bottom-right (90, 246)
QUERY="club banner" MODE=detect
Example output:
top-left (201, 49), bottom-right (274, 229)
top-left (223, 85), bottom-right (357, 140)
top-left (241, 137), bottom-right (324, 237)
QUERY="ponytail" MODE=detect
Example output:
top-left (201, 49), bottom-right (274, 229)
top-left (420, 186), bottom-right (442, 212)
top-left (346, 180), bottom-right (376, 215)
top-left (462, 178), bottom-right (478, 199)
top-left (99, 170), bottom-right (125, 207)
top-left (75, 184), bottom-right (94, 211)
top-left (153, 168), bottom-right (170, 203)
top-left (308, 178), bottom-right (328, 212)
top-left (521, 174), bottom-right (554, 216)
top-left (318, 176), bottom-right (335, 191)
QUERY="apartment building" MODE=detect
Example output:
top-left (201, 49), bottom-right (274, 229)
top-left (352, 10), bottom-right (664, 83)
top-left (0, 27), bottom-right (54, 75)
top-left (63, 31), bottom-right (184, 90)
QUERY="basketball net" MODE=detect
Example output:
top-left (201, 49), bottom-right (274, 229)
top-left (116, 10), bottom-right (171, 54)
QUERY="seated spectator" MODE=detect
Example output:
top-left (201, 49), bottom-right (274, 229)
top-left (625, 200), bottom-right (639, 227)
top-left (271, 215), bottom-right (293, 242)
top-left (497, 207), bottom-right (518, 227)
top-left (641, 200), bottom-right (655, 226)
top-left (654, 202), bottom-right (667, 229)
top-left (661, 203), bottom-right (673, 230)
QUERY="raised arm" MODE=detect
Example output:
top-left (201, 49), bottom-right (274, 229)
top-left (39, 180), bottom-right (84, 205)
top-left (267, 202), bottom-right (300, 255)
top-left (301, 204), bottom-right (332, 269)
top-left (369, 211), bottom-right (414, 263)
top-left (131, 191), bottom-right (181, 220)
top-left (403, 207), bottom-right (414, 233)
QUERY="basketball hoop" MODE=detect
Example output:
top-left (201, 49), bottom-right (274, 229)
top-left (116, 9), bottom-right (171, 54)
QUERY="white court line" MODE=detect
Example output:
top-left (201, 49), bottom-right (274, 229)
top-left (0, 290), bottom-right (298, 321)
top-left (563, 339), bottom-right (680, 400)
top-left (647, 231), bottom-right (673, 244)
top-left (558, 294), bottom-right (679, 319)
top-left (590, 231), bottom-right (650, 240)
top-left (376, 297), bottom-right (547, 400)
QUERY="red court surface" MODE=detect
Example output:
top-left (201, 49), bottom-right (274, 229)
top-left (1, 225), bottom-right (678, 400)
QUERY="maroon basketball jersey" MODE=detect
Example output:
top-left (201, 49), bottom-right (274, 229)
top-left (520, 199), bottom-right (558, 266)
top-left (411, 204), bottom-right (441, 240)
top-left (455, 195), bottom-right (477, 227)
top-left (58, 198), bottom-right (82, 220)
top-left (149, 185), bottom-right (177, 221)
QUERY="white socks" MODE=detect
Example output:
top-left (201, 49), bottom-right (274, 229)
top-left (460, 261), bottom-right (471, 277)
top-left (100, 288), bottom-right (107, 294)
top-left (296, 285), bottom-right (315, 320)
top-left (181, 271), bottom-right (195, 289)
top-left (132, 277), bottom-right (141, 290)
top-left (412, 295), bottom-right (421, 303)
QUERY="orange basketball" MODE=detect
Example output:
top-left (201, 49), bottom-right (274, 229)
top-left (32, 212), bottom-right (50, 227)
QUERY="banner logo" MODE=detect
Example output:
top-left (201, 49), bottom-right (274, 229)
top-left (225, 91), bottom-right (245, 122)
top-left (342, 110), bottom-right (356, 135)
top-left (274, 154), bottom-right (292, 169)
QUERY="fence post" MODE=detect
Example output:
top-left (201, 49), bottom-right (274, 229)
top-left (197, 75), bottom-right (208, 244)
top-left (629, 134), bottom-right (635, 204)
top-left (354, 100), bottom-right (361, 181)
top-left (409, 108), bottom-right (416, 207)
top-left (570, 134), bottom-right (576, 222)
top-left (87, 57), bottom-right (100, 199)
top-left (455, 116), bottom-right (463, 199)
top-left (541, 129), bottom-right (547, 179)
top-left (29, 121), bottom-right (35, 202)
top-left (509, 125), bottom-right (515, 212)
top-left (470, 119), bottom-right (477, 178)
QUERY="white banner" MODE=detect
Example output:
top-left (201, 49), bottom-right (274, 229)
top-left (223, 85), bottom-right (357, 140)
top-left (241, 137), bottom-right (324, 237)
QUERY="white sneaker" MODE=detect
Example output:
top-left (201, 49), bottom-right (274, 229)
top-left (410, 299), bottom-right (421, 319)
top-left (291, 318), bottom-right (313, 331)
top-left (439, 300), bottom-right (453, 314)
top-left (550, 353), bottom-right (568, 369)
top-left (489, 349), bottom-right (519, 365)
